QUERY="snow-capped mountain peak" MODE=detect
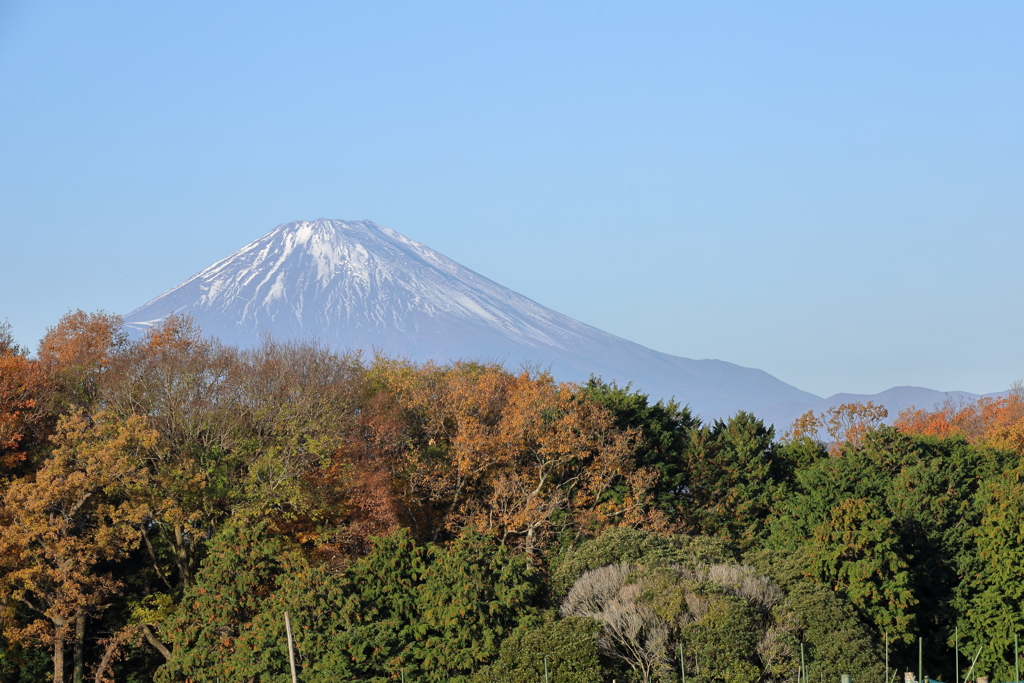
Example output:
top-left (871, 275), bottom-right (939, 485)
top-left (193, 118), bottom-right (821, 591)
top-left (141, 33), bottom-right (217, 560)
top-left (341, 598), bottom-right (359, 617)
top-left (125, 219), bottom-right (822, 419)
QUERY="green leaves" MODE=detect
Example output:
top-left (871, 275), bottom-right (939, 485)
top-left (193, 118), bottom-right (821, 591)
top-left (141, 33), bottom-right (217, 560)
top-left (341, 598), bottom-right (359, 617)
top-left (155, 520), bottom-right (293, 682)
top-left (334, 529), bottom-right (540, 683)
top-left (157, 526), bottom-right (540, 683)
top-left (682, 412), bottom-right (785, 550)
top-left (581, 378), bottom-right (697, 516)
top-left (955, 464), bottom-right (1024, 681)
top-left (8, 310), bottom-right (1024, 683)
top-left (781, 582), bottom-right (884, 683)
top-left (804, 497), bottom-right (915, 637)
top-left (474, 614), bottom-right (604, 683)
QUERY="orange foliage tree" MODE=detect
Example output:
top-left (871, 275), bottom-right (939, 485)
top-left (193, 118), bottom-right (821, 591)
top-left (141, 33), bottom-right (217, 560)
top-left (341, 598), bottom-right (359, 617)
top-left (0, 412), bottom-right (155, 683)
top-left (366, 360), bottom-right (657, 553)
top-left (0, 351), bottom-right (43, 476)
top-left (895, 383), bottom-right (1024, 450)
top-left (36, 310), bottom-right (128, 413)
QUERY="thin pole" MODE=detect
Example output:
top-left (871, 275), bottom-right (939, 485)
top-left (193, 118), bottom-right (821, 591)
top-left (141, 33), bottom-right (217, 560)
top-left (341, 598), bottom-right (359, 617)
top-left (919, 636), bottom-right (923, 683)
top-left (680, 643), bottom-right (686, 683)
top-left (284, 612), bottom-right (298, 683)
top-left (544, 655), bottom-right (550, 683)
top-left (955, 628), bottom-right (959, 683)
top-left (965, 645), bottom-right (983, 683)
top-left (801, 642), bottom-right (806, 683)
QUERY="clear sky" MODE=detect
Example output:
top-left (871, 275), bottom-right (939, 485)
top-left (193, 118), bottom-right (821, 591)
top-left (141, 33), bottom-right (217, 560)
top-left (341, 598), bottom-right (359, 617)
top-left (1, 1), bottom-right (1021, 398)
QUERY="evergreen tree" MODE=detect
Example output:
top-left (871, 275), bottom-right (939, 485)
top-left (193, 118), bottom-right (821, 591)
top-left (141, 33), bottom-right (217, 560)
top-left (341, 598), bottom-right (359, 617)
top-left (474, 614), bottom-right (604, 683)
top-left (955, 464), bottom-right (1024, 682)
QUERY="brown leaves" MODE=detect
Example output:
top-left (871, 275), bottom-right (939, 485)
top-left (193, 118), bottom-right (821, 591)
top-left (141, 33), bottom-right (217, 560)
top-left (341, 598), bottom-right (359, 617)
top-left (37, 310), bottom-right (128, 411)
top-left (0, 311), bottom-right (675, 678)
top-left (0, 411), bottom-right (157, 648)
top-left (0, 352), bottom-right (42, 473)
top-left (364, 360), bottom-right (655, 552)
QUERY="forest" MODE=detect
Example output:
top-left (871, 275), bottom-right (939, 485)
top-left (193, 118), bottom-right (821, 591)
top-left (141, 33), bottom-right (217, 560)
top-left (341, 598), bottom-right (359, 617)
top-left (2, 310), bottom-right (1024, 683)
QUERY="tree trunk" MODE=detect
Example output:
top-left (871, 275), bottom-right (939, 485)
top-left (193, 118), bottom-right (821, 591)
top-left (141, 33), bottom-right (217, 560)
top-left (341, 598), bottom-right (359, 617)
top-left (53, 632), bottom-right (65, 683)
top-left (73, 611), bottom-right (86, 683)
top-left (140, 525), bottom-right (174, 591)
top-left (93, 636), bottom-right (119, 683)
top-left (173, 525), bottom-right (192, 589)
top-left (142, 624), bottom-right (173, 661)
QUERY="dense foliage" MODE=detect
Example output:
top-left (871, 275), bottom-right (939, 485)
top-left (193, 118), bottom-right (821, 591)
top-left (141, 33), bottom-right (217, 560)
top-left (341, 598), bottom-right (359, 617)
top-left (1, 312), bottom-right (1023, 683)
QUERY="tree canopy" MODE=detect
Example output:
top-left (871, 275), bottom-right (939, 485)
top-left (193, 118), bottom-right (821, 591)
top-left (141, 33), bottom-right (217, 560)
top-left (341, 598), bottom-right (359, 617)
top-left (1, 311), bottom-right (1023, 683)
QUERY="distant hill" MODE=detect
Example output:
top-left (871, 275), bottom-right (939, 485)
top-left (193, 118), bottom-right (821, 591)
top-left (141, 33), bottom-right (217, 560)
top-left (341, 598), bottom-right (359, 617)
top-left (760, 385), bottom-right (1008, 435)
top-left (124, 219), bottom-right (822, 420)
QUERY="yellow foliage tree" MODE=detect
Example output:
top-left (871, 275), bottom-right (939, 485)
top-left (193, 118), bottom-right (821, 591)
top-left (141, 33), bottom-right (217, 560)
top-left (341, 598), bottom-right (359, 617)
top-left (0, 412), bottom-right (155, 683)
top-left (784, 401), bottom-right (888, 453)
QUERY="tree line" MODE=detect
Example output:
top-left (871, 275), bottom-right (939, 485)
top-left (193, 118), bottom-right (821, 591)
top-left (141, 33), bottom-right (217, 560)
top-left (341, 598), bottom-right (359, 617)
top-left (1, 311), bottom-right (1023, 683)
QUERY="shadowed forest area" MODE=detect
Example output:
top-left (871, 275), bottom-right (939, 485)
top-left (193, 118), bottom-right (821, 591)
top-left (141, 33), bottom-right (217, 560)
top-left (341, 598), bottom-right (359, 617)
top-left (2, 311), bottom-right (1024, 683)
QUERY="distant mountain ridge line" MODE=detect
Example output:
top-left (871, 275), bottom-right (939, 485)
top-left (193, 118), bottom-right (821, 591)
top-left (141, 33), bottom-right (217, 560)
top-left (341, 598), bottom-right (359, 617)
top-left (757, 385), bottom-right (1009, 435)
top-left (124, 219), bottom-right (1001, 426)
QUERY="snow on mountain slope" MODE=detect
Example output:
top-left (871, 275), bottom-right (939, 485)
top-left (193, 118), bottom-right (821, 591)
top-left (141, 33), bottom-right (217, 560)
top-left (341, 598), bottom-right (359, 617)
top-left (125, 219), bottom-right (822, 420)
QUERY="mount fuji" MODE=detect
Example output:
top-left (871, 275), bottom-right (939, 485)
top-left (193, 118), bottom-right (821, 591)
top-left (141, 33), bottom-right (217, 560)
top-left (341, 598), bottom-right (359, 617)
top-left (124, 219), bottom-right (823, 420)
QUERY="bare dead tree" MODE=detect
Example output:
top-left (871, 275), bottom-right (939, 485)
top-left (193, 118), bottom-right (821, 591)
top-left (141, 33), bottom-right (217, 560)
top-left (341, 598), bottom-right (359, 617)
top-left (561, 563), bottom-right (672, 683)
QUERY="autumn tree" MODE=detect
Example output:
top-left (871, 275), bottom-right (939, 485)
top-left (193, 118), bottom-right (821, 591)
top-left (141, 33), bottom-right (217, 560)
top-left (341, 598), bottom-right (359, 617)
top-left (95, 315), bottom-right (246, 599)
top-left (785, 401), bottom-right (888, 452)
top-left (228, 336), bottom-right (368, 547)
top-left (0, 319), bottom-right (27, 357)
top-left (100, 317), bottom-right (366, 597)
top-left (0, 412), bottom-right (155, 683)
top-left (896, 383), bottom-right (1024, 453)
top-left (0, 347), bottom-right (43, 477)
top-left (16, 307), bottom-right (1021, 683)
top-left (36, 310), bottom-right (128, 414)
top-left (367, 360), bottom-right (657, 552)
top-left (579, 379), bottom-right (699, 521)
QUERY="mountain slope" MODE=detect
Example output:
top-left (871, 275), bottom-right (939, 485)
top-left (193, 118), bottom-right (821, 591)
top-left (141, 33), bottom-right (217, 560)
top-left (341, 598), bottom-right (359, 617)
top-left (125, 219), bottom-right (821, 420)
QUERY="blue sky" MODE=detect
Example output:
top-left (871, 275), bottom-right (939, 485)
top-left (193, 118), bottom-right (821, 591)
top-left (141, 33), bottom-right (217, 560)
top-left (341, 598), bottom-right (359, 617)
top-left (1, 1), bottom-right (1021, 398)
